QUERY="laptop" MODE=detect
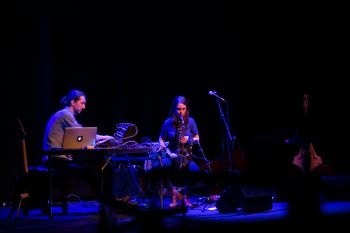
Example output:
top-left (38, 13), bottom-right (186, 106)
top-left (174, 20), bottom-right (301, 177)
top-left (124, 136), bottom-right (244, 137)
top-left (62, 127), bottom-right (98, 149)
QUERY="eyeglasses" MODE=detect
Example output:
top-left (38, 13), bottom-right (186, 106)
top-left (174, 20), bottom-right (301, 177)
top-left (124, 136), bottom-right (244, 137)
top-left (176, 108), bottom-right (187, 111)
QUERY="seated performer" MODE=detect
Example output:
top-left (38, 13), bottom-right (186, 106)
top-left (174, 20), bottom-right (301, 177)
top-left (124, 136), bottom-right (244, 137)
top-left (42, 89), bottom-right (114, 198)
top-left (155, 95), bottom-right (202, 208)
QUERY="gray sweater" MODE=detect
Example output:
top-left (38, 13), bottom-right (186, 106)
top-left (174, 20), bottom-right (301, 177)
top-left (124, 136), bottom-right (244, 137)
top-left (42, 108), bottom-right (81, 161)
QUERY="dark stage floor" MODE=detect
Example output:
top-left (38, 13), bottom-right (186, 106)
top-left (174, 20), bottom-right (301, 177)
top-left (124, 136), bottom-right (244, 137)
top-left (2, 193), bottom-right (350, 233)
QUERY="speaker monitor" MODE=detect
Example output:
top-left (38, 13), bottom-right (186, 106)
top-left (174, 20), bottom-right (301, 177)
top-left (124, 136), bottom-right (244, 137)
top-left (216, 183), bottom-right (244, 213)
top-left (216, 184), bottom-right (273, 214)
top-left (243, 195), bottom-right (273, 213)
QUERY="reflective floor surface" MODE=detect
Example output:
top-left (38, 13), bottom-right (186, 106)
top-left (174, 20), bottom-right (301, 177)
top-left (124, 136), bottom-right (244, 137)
top-left (2, 195), bottom-right (350, 233)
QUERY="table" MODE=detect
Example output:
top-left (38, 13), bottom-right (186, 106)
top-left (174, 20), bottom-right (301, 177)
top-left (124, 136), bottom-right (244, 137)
top-left (43, 146), bottom-right (156, 220)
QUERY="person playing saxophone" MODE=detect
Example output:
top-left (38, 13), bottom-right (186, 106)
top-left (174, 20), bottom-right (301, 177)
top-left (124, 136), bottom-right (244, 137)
top-left (156, 96), bottom-right (201, 208)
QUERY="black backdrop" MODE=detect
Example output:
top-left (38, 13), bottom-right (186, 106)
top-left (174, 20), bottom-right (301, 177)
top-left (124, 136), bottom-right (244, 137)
top-left (1, 2), bottom-right (348, 203)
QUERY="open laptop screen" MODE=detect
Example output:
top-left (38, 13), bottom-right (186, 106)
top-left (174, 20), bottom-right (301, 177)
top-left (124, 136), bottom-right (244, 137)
top-left (62, 127), bottom-right (97, 149)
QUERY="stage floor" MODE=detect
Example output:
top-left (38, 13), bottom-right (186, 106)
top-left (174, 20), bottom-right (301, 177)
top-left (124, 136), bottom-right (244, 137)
top-left (2, 195), bottom-right (350, 233)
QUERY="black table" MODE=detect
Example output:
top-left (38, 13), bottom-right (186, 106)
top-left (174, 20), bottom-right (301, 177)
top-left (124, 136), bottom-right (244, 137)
top-left (43, 146), bottom-right (156, 220)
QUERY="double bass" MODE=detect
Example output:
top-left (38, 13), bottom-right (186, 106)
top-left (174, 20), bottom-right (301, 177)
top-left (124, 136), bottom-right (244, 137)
top-left (292, 93), bottom-right (324, 174)
top-left (210, 137), bottom-right (248, 174)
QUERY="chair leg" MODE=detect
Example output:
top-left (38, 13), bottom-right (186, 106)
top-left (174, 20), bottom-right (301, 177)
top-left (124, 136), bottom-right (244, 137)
top-left (16, 193), bottom-right (30, 219)
top-left (8, 193), bottom-right (30, 221)
top-left (15, 197), bottom-right (24, 220)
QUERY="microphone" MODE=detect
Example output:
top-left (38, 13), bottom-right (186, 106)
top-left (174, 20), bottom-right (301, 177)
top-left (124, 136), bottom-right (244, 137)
top-left (208, 91), bottom-right (226, 102)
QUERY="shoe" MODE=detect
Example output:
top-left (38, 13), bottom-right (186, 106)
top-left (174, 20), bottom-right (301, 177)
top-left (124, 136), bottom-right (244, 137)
top-left (126, 198), bottom-right (139, 208)
top-left (115, 195), bottom-right (131, 203)
top-left (169, 187), bottom-right (179, 208)
top-left (169, 202), bottom-right (178, 208)
top-left (115, 196), bottom-right (139, 208)
top-left (183, 196), bottom-right (195, 208)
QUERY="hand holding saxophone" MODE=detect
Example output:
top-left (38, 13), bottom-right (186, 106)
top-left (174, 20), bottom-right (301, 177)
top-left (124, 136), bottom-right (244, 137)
top-left (162, 146), bottom-right (177, 159)
top-left (167, 151), bottom-right (178, 159)
top-left (180, 135), bottom-right (189, 144)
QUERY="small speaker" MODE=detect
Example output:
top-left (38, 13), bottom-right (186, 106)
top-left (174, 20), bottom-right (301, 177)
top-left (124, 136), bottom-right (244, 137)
top-left (216, 183), bottom-right (245, 213)
top-left (240, 185), bottom-right (273, 213)
top-left (216, 183), bottom-right (273, 214)
top-left (243, 195), bottom-right (272, 213)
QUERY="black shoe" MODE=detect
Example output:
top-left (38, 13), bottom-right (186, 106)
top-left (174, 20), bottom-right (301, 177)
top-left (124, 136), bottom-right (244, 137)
top-left (115, 195), bottom-right (131, 203)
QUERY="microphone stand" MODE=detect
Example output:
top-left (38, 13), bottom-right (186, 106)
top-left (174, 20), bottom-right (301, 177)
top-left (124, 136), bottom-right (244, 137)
top-left (214, 98), bottom-right (234, 174)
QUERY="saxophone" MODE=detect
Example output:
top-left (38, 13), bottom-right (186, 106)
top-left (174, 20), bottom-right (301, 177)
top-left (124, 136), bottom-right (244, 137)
top-left (176, 116), bottom-right (192, 168)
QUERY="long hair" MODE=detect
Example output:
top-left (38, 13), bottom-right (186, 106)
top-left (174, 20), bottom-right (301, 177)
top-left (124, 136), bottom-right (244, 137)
top-left (60, 89), bottom-right (86, 106)
top-left (169, 96), bottom-right (190, 126)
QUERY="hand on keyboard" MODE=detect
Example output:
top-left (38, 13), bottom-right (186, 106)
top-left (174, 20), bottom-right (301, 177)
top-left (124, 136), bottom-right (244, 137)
top-left (96, 135), bottom-right (114, 146)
